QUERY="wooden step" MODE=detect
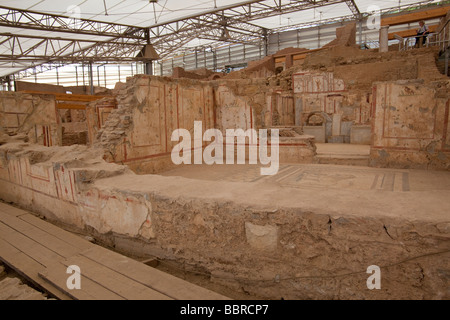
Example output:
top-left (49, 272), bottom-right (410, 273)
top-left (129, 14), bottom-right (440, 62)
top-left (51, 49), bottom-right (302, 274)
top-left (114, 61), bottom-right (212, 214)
top-left (0, 237), bottom-right (72, 300)
top-left (0, 202), bottom-right (230, 300)
top-left (80, 246), bottom-right (230, 300)
top-left (38, 262), bottom-right (124, 300)
top-left (39, 255), bottom-right (171, 300)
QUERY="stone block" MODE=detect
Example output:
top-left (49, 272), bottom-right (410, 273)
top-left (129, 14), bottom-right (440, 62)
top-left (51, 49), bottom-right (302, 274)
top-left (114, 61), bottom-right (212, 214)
top-left (303, 126), bottom-right (326, 143)
top-left (351, 125), bottom-right (372, 145)
top-left (16, 99), bottom-right (34, 114)
top-left (341, 121), bottom-right (353, 137)
top-left (344, 135), bottom-right (351, 144)
top-left (332, 114), bottom-right (342, 137)
top-left (328, 135), bottom-right (345, 144)
top-left (245, 222), bottom-right (278, 251)
top-left (2, 114), bottom-right (19, 128)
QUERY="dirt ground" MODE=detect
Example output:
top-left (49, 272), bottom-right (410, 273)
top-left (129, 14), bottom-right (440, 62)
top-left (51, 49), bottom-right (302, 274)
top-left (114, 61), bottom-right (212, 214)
top-left (0, 262), bottom-right (50, 300)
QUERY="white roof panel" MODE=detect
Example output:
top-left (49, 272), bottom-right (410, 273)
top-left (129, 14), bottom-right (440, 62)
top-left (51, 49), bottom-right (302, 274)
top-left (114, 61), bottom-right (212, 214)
top-left (0, 0), bottom-right (445, 77)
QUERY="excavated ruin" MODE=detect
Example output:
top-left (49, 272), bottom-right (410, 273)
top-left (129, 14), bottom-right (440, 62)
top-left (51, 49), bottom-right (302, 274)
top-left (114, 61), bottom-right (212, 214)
top-left (0, 21), bottom-right (449, 300)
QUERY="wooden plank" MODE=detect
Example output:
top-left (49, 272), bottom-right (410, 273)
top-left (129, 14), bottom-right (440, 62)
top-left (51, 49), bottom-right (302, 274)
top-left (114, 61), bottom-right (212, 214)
top-left (0, 211), bottom-right (83, 258)
top-left (18, 214), bottom-right (93, 252)
top-left (81, 247), bottom-right (230, 300)
top-left (293, 54), bottom-right (308, 60)
top-left (60, 255), bottom-right (172, 300)
top-left (0, 202), bottom-right (227, 300)
top-left (389, 25), bottom-right (438, 40)
top-left (39, 262), bottom-right (124, 300)
top-left (0, 221), bottom-right (65, 267)
top-left (18, 90), bottom-right (108, 102)
top-left (382, 7), bottom-right (449, 26)
top-left (0, 203), bottom-right (28, 217)
top-left (56, 103), bottom-right (87, 110)
top-left (54, 93), bottom-right (107, 101)
top-left (272, 47), bottom-right (324, 59)
top-left (0, 238), bottom-right (71, 300)
top-left (54, 96), bottom-right (104, 102)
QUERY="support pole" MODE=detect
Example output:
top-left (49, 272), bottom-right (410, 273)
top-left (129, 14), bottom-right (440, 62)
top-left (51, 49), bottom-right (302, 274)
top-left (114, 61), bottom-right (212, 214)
top-left (97, 65), bottom-right (101, 87)
top-left (144, 28), bottom-right (153, 76)
top-left (89, 61), bottom-right (94, 95)
top-left (358, 17), bottom-right (363, 47)
top-left (6, 75), bottom-right (11, 91)
top-left (82, 64), bottom-right (85, 87)
top-left (195, 49), bottom-right (198, 69)
top-left (445, 50), bottom-right (449, 77)
top-left (145, 61), bottom-right (153, 75)
top-left (75, 66), bottom-right (79, 86)
top-left (380, 25), bottom-right (390, 53)
top-left (262, 28), bottom-right (269, 57)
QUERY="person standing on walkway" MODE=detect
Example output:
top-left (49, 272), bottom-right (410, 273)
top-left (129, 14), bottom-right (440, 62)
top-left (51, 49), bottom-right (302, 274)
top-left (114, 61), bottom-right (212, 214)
top-left (415, 20), bottom-right (430, 48)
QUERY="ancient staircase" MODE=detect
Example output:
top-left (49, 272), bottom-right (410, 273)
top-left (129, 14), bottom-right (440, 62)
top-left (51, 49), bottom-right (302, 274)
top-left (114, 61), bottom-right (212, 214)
top-left (437, 17), bottom-right (450, 76)
top-left (314, 143), bottom-right (371, 167)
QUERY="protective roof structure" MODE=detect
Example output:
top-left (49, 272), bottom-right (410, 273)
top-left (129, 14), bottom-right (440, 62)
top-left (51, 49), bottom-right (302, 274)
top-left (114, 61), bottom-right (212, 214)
top-left (0, 0), bottom-right (445, 78)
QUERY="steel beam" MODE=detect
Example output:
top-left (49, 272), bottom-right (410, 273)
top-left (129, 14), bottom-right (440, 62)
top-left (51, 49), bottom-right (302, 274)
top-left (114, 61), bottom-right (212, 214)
top-left (345, 0), bottom-right (361, 17)
top-left (1, 0), bottom-right (444, 78)
top-left (150, 0), bottom-right (349, 57)
top-left (0, 6), bottom-right (146, 40)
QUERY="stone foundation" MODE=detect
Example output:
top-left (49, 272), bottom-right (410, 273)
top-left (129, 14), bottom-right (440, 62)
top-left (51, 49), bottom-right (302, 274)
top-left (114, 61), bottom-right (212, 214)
top-left (0, 142), bottom-right (448, 300)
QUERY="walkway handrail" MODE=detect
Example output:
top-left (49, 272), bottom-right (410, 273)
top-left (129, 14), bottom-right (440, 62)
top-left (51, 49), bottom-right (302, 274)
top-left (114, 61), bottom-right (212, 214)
top-left (436, 17), bottom-right (450, 53)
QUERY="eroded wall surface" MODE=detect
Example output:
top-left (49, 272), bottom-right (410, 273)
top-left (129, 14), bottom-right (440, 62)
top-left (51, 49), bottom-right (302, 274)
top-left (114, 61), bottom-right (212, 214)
top-left (0, 69), bottom-right (449, 300)
top-left (261, 46), bottom-right (447, 145)
top-left (371, 80), bottom-right (450, 170)
top-left (96, 76), bottom-right (215, 174)
top-left (0, 142), bottom-right (448, 300)
top-left (263, 70), bottom-right (372, 144)
top-left (215, 81), bottom-right (256, 133)
top-left (86, 98), bottom-right (117, 146)
top-left (0, 92), bottom-right (60, 146)
top-left (93, 75), bottom-right (315, 173)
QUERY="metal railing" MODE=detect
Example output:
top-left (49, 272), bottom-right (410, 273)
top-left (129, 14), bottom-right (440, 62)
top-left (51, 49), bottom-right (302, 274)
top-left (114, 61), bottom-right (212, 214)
top-left (395, 17), bottom-right (450, 52)
top-left (358, 18), bottom-right (450, 76)
top-left (400, 32), bottom-right (438, 50)
top-left (438, 17), bottom-right (450, 75)
top-left (436, 17), bottom-right (450, 53)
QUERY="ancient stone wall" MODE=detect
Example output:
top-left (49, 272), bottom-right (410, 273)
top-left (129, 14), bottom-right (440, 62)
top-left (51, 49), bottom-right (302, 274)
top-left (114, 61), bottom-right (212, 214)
top-left (15, 81), bottom-right (112, 95)
top-left (95, 75), bottom-right (215, 174)
top-left (0, 51), bottom-right (448, 300)
top-left (370, 79), bottom-right (450, 170)
top-left (86, 97), bottom-right (117, 146)
top-left (0, 142), bottom-right (448, 300)
top-left (93, 75), bottom-right (315, 173)
top-left (0, 92), bottom-right (60, 146)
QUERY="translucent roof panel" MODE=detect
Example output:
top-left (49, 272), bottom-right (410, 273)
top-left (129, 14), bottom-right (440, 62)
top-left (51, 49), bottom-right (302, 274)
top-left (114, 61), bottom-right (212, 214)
top-left (1, 0), bottom-right (442, 28)
top-left (251, 0), bottom-right (444, 30)
top-left (1, 0), bottom-right (279, 27)
top-left (0, 0), bottom-right (445, 78)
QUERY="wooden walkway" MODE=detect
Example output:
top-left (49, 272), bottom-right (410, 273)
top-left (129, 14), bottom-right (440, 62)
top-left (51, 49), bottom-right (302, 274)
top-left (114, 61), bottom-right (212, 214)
top-left (0, 202), bottom-right (229, 300)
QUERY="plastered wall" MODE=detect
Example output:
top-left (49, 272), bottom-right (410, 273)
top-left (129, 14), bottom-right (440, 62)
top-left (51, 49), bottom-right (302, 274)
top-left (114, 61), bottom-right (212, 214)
top-left (0, 92), bottom-right (60, 146)
top-left (0, 142), bottom-right (448, 300)
top-left (370, 80), bottom-right (450, 170)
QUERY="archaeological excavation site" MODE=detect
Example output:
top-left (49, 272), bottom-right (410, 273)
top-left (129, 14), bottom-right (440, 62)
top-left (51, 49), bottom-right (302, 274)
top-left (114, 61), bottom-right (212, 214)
top-left (0, 0), bottom-right (449, 302)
